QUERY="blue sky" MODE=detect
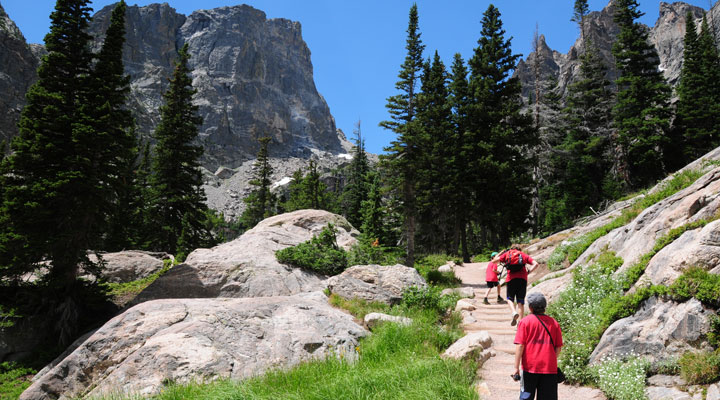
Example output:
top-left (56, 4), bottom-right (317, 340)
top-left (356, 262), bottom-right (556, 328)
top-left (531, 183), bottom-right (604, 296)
top-left (2, 0), bottom-right (713, 154)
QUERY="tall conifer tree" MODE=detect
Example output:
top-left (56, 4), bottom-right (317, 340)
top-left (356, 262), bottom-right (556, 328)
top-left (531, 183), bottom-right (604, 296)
top-left (674, 15), bottom-right (720, 165)
top-left (148, 43), bottom-right (213, 255)
top-left (0, 0), bottom-right (97, 288)
top-left (448, 54), bottom-right (472, 260)
top-left (379, 3), bottom-right (424, 267)
top-left (468, 4), bottom-right (536, 246)
top-left (341, 121), bottom-right (370, 228)
top-left (240, 136), bottom-right (276, 229)
top-left (612, 0), bottom-right (671, 187)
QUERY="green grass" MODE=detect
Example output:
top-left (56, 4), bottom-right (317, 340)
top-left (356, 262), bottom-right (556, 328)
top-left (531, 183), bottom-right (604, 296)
top-left (328, 293), bottom-right (390, 320)
top-left (678, 350), bottom-right (720, 384)
top-left (547, 169), bottom-right (704, 271)
top-left (413, 254), bottom-right (462, 289)
top-left (102, 259), bottom-right (174, 300)
top-left (0, 362), bottom-right (36, 400)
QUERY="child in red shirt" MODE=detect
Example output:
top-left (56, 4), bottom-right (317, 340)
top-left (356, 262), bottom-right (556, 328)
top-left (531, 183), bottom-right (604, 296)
top-left (482, 252), bottom-right (507, 305)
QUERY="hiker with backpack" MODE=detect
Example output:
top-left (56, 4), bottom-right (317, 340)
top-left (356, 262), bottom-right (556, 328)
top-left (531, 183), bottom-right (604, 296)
top-left (482, 251), bottom-right (507, 305)
top-left (513, 292), bottom-right (563, 400)
top-left (491, 247), bottom-right (538, 326)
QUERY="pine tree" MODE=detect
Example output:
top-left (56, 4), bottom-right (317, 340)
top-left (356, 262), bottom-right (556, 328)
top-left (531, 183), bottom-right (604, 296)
top-left (379, 4), bottom-right (425, 267)
top-left (240, 136), bottom-right (276, 229)
top-left (467, 4), bottom-right (536, 246)
top-left (414, 51), bottom-right (455, 253)
top-left (148, 43), bottom-right (214, 255)
top-left (448, 53), bottom-right (472, 260)
top-left (87, 0), bottom-right (141, 251)
top-left (0, 0), bottom-right (97, 288)
top-left (359, 171), bottom-right (387, 244)
top-left (341, 120), bottom-right (369, 228)
top-left (572, 0), bottom-right (590, 44)
top-left (612, 0), bottom-right (671, 187)
top-left (674, 14), bottom-right (720, 165)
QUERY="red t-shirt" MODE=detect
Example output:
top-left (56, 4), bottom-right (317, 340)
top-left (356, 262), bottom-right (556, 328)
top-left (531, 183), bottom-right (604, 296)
top-left (499, 251), bottom-right (533, 282)
top-left (514, 314), bottom-right (563, 374)
top-left (485, 262), bottom-right (499, 282)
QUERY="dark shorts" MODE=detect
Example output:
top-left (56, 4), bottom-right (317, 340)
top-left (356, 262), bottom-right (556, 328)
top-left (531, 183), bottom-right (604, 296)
top-left (506, 278), bottom-right (527, 304)
top-left (521, 371), bottom-right (558, 400)
top-left (486, 281), bottom-right (499, 288)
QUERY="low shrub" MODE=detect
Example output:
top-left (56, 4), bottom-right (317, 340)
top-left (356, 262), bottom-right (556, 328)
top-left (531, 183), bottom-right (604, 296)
top-left (347, 236), bottom-right (402, 266)
top-left (275, 224), bottom-right (348, 275)
top-left (648, 357), bottom-right (680, 376)
top-left (400, 286), bottom-right (460, 316)
top-left (590, 357), bottom-right (650, 400)
top-left (668, 267), bottom-right (720, 308)
top-left (709, 313), bottom-right (720, 349)
top-left (425, 269), bottom-right (462, 288)
top-left (678, 350), bottom-right (720, 384)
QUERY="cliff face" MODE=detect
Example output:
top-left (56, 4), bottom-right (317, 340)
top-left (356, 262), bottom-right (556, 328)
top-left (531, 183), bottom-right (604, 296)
top-left (0, 3), bottom-right (40, 148)
top-left (516, 1), bottom-right (713, 100)
top-left (89, 3), bottom-right (343, 171)
top-left (1, 3), bottom-right (344, 170)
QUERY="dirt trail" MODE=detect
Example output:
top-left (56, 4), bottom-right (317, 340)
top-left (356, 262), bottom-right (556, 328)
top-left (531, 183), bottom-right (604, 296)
top-left (454, 262), bottom-right (606, 400)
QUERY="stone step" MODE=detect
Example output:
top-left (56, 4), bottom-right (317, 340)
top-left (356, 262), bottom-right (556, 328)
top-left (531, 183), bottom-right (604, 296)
top-left (484, 328), bottom-right (518, 335)
top-left (478, 315), bottom-right (513, 322)
top-left (488, 357), bottom-right (516, 366)
top-left (489, 383), bottom-right (523, 393)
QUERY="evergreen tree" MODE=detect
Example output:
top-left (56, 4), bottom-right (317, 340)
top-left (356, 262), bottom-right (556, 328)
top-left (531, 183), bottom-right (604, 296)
top-left (359, 171), bottom-right (387, 245)
top-left (541, 44), bottom-right (615, 232)
top-left (379, 4), bottom-right (425, 267)
top-left (448, 53), bottom-right (472, 261)
top-left (240, 136), bottom-right (276, 229)
top-left (148, 43), bottom-right (214, 255)
top-left (414, 51), bottom-right (455, 253)
top-left (0, 0), bottom-right (97, 288)
top-left (87, 1), bottom-right (141, 251)
top-left (572, 0), bottom-right (590, 44)
top-left (673, 14), bottom-right (720, 165)
top-left (467, 4), bottom-right (536, 246)
top-left (341, 120), bottom-right (370, 228)
top-left (612, 0), bottom-right (671, 187)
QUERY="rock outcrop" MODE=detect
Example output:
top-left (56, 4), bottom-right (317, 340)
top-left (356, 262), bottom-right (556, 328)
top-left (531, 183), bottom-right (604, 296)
top-left (363, 312), bottom-right (412, 330)
top-left (0, 3), bottom-right (40, 147)
top-left (85, 251), bottom-right (171, 283)
top-left (20, 292), bottom-right (367, 400)
top-left (89, 3), bottom-right (345, 171)
top-left (589, 297), bottom-right (714, 364)
top-left (131, 210), bottom-right (358, 304)
top-left (326, 264), bottom-right (427, 305)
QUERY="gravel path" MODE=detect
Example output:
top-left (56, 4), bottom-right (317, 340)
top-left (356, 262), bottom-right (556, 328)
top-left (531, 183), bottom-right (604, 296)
top-left (454, 262), bottom-right (606, 400)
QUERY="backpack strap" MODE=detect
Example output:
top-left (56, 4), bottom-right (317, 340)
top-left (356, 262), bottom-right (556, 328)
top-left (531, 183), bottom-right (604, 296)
top-left (534, 314), bottom-right (555, 347)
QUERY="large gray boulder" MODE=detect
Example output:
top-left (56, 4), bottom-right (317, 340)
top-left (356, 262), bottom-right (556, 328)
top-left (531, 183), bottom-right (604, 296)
top-left (326, 264), bottom-right (427, 305)
top-left (131, 210), bottom-right (358, 304)
top-left (86, 251), bottom-right (171, 283)
top-left (589, 297), bottom-right (714, 364)
top-left (641, 219), bottom-right (720, 287)
top-left (20, 292), bottom-right (367, 400)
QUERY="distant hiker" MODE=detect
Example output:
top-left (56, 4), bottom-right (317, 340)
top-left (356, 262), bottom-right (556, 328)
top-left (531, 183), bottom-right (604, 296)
top-left (513, 292), bottom-right (563, 400)
top-left (483, 252), bottom-right (506, 305)
top-left (491, 246), bottom-right (538, 326)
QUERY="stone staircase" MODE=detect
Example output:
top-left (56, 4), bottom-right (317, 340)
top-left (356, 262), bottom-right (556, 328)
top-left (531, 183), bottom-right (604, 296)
top-left (455, 262), bottom-right (607, 400)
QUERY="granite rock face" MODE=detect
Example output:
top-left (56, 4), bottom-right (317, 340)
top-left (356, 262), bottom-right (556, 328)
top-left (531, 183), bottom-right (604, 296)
top-left (19, 292), bottom-right (367, 400)
top-left (2, 3), bottom-right (344, 171)
top-left (131, 210), bottom-right (358, 304)
top-left (0, 3), bottom-right (40, 147)
top-left (589, 297), bottom-right (714, 364)
top-left (89, 3), bottom-right (344, 171)
top-left (516, 1), bottom-right (713, 102)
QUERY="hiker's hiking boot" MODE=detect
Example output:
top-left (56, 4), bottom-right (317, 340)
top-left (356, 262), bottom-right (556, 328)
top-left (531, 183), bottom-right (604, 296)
top-left (511, 312), bottom-right (519, 326)
top-left (483, 298), bottom-right (490, 305)
top-left (497, 297), bottom-right (507, 304)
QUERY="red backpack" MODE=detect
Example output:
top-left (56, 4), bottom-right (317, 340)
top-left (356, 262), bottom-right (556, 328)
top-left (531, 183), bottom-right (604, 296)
top-left (501, 249), bottom-right (526, 272)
